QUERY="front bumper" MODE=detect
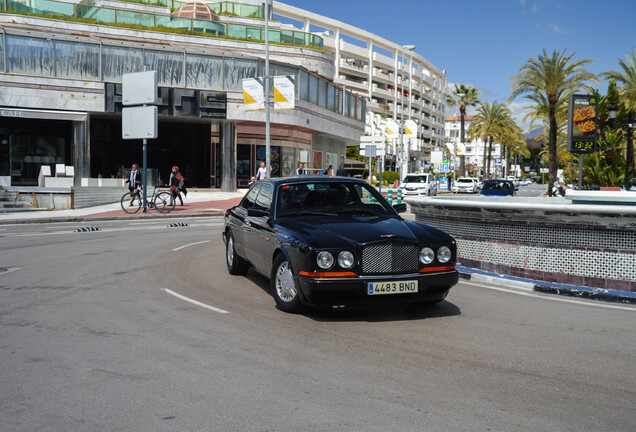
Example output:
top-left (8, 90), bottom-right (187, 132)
top-left (295, 271), bottom-right (459, 309)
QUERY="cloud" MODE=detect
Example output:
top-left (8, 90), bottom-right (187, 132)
top-left (508, 101), bottom-right (535, 133)
top-left (547, 23), bottom-right (575, 35)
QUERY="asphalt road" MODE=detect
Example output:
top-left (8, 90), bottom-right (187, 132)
top-left (1, 217), bottom-right (634, 431)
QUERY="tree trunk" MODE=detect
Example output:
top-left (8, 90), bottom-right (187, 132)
top-left (482, 135), bottom-right (488, 179)
top-left (548, 96), bottom-right (558, 196)
top-left (487, 136), bottom-right (494, 178)
top-left (459, 107), bottom-right (466, 177)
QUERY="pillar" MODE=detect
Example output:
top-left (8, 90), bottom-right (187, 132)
top-left (220, 121), bottom-right (236, 192)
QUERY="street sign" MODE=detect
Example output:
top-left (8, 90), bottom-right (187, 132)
top-left (441, 163), bottom-right (449, 172)
top-left (122, 71), bottom-right (157, 106)
top-left (360, 143), bottom-right (385, 157)
top-left (360, 135), bottom-right (384, 143)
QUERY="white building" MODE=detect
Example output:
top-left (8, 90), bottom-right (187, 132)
top-left (274, 2), bottom-right (448, 174)
top-left (444, 115), bottom-right (502, 177)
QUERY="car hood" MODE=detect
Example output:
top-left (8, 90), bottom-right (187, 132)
top-left (275, 215), bottom-right (453, 249)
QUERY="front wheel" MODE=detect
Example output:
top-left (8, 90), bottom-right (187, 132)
top-left (271, 254), bottom-right (302, 313)
top-left (154, 191), bottom-right (175, 213)
top-left (121, 192), bottom-right (141, 214)
top-left (226, 232), bottom-right (249, 275)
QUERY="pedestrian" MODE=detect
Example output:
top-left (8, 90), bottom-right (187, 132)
top-left (256, 161), bottom-right (267, 181)
top-left (296, 163), bottom-right (306, 175)
top-left (248, 177), bottom-right (256, 188)
top-left (169, 165), bottom-right (185, 206)
top-left (336, 165), bottom-right (346, 176)
top-left (325, 165), bottom-right (334, 176)
top-left (124, 163), bottom-right (142, 205)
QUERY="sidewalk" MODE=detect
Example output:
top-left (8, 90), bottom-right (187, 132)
top-left (0, 189), bottom-right (247, 224)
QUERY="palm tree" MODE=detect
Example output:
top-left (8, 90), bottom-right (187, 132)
top-left (602, 48), bottom-right (636, 186)
top-left (447, 84), bottom-right (480, 176)
top-left (467, 102), bottom-right (516, 179)
top-left (509, 49), bottom-right (598, 195)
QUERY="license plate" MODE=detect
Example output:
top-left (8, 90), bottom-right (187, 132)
top-left (368, 280), bottom-right (418, 295)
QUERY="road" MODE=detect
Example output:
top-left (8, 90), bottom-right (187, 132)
top-left (1, 217), bottom-right (634, 431)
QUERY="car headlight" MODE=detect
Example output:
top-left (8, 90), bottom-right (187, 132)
top-left (317, 251), bottom-right (334, 269)
top-left (419, 247), bottom-right (435, 264)
top-left (437, 246), bottom-right (452, 263)
top-left (338, 251), bottom-right (355, 269)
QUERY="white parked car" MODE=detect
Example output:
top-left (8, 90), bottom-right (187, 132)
top-left (506, 176), bottom-right (520, 187)
top-left (452, 177), bottom-right (480, 193)
top-left (400, 173), bottom-right (437, 196)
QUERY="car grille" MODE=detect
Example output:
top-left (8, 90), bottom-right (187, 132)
top-left (361, 241), bottom-right (419, 274)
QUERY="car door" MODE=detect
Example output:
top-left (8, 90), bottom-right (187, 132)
top-left (229, 183), bottom-right (262, 261)
top-left (243, 182), bottom-right (274, 273)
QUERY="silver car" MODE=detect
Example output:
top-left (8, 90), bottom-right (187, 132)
top-left (452, 177), bottom-right (479, 193)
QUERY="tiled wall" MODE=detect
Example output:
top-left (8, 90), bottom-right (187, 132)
top-left (410, 200), bottom-right (636, 291)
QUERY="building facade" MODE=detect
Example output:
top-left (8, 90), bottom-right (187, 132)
top-left (0, 0), bottom-right (445, 190)
top-left (444, 115), bottom-right (502, 177)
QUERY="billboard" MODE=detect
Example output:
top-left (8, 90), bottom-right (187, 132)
top-left (567, 94), bottom-right (598, 154)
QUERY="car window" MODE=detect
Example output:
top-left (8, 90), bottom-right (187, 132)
top-left (403, 175), bottom-right (424, 183)
top-left (254, 183), bottom-right (273, 210)
top-left (240, 183), bottom-right (262, 209)
top-left (275, 181), bottom-right (394, 218)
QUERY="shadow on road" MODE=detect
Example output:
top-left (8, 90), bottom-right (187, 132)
top-left (243, 269), bottom-right (461, 322)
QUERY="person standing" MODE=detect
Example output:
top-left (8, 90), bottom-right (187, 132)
top-left (296, 163), bottom-right (306, 175)
top-left (336, 165), bottom-right (346, 176)
top-left (124, 163), bottom-right (142, 205)
top-left (325, 165), bottom-right (334, 176)
top-left (169, 165), bottom-right (185, 206)
top-left (256, 161), bottom-right (267, 181)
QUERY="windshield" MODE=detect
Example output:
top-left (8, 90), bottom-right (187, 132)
top-left (457, 179), bottom-right (474, 184)
top-left (403, 175), bottom-right (426, 183)
top-left (275, 181), bottom-right (395, 218)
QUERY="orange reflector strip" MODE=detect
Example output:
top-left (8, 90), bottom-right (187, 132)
top-left (299, 271), bottom-right (357, 278)
top-left (420, 265), bottom-right (455, 273)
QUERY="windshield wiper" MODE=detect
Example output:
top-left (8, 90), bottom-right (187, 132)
top-left (277, 210), bottom-right (338, 218)
top-left (335, 208), bottom-right (385, 216)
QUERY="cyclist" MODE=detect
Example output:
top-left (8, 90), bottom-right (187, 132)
top-left (124, 163), bottom-right (143, 205)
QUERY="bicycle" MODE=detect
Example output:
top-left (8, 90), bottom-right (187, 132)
top-left (121, 185), bottom-right (175, 214)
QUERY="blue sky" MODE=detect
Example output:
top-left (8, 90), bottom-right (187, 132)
top-left (280, 0), bottom-right (635, 130)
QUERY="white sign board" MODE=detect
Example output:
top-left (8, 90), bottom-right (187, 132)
top-left (274, 75), bottom-right (295, 109)
top-left (430, 150), bottom-right (443, 164)
top-left (122, 71), bottom-right (157, 106)
top-left (122, 106), bottom-right (158, 139)
top-left (242, 78), bottom-right (265, 111)
top-left (360, 143), bottom-right (385, 156)
top-left (360, 135), bottom-right (384, 143)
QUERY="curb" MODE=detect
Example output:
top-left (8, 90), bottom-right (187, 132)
top-left (0, 210), bottom-right (225, 225)
top-left (458, 266), bottom-right (636, 305)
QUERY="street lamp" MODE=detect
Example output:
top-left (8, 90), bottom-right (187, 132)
top-left (455, 93), bottom-right (465, 178)
top-left (399, 44), bottom-right (416, 180)
top-left (609, 104), bottom-right (635, 190)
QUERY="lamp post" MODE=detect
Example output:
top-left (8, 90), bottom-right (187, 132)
top-left (399, 44), bottom-right (416, 180)
top-left (609, 104), bottom-right (635, 190)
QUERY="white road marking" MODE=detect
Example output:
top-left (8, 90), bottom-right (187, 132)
top-left (462, 280), bottom-right (636, 311)
top-left (0, 267), bottom-right (22, 276)
top-left (172, 240), bottom-right (211, 251)
top-left (162, 288), bottom-right (229, 314)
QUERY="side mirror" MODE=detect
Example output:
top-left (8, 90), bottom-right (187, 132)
top-left (247, 207), bottom-right (269, 218)
top-left (393, 203), bottom-right (407, 213)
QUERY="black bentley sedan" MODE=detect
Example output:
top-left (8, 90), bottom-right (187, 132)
top-left (222, 177), bottom-right (458, 313)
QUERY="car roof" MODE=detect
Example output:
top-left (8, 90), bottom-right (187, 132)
top-left (259, 176), bottom-right (368, 186)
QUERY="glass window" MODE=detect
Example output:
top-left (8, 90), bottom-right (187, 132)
top-left (223, 59), bottom-right (257, 91)
top-left (55, 40), bottom-right (100, 79)
top-left (145, 50), bottom-right (183, 86)
top-left (327, 85), bottom-right (335, 111)
top-left (102, 45), bottom-right (143, 81)
top-left (254, 183), bottom-right (273, 210)
top-left (240, 183), bottom-right (261, 209)
top-left (298, 70), bottom-right (309, 101)
top-left (318, 79), bottom-right (327, 108)
top-left (0, 34), bottom-right (4, 72)
top-left (237, 144), bottom-right (251, 179)
top-left (116, 10), bottom-right (155, 27)
top-left (186, 54), bottom-right (223, 89)
top-left (6, 35), bottom-right (54, 76)
top-left (309, 75), bottom-right (318, 105)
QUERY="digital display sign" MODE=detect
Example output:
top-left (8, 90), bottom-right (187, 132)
top-left (567, 94), bottom-right (598, 154)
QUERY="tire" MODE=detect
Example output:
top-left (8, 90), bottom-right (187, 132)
top-left (154, 191), bottom-right (175, 213)
top-left (226, 232), bottom-right (249, 275)
top-left (271, 254), bottom-right (302, 313)
top-left (121, 192), bottom-right (141, 214)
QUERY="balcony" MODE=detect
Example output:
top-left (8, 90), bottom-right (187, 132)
top-left (371, 83), bottom-right (394, 99)
top-left (339, 59), bottom-right (368, 78)
top-left (339, 39), bottom-right (368, 60)
top-left (371, 68), bottom-right (392, 84)
top-left (372, 51), bottom-right (394, 70)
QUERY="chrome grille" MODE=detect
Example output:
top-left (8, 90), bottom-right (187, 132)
top-left (361, 241), bottom-right (419, 274)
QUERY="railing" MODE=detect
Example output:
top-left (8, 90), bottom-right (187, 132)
top-left (0, 0), bottom-right (323, 48)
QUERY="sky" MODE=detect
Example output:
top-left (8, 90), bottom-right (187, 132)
top-left (278, 0), bottom-right (636, 131)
